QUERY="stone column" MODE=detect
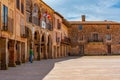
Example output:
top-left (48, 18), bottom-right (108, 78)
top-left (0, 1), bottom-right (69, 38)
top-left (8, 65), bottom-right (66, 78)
top-left (51, 45), bottom-right (54, 59)
top-left (0, 38), bottom-right (8, 70)
top-left (37, 42), bottom-right (41, 61)
top-left (62, 45), bottom-right (64, 57)
top-left (45, 44), bottom-right (48, 59)
top-left (55, 46), bottom-right (57, 59)
top-left (64, 45), bottom-right (66, 56)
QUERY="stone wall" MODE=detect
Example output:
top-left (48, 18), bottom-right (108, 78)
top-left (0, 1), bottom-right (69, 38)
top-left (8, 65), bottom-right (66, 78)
top-left (69, 21), bottom-right (120, 55)
top-left (84, 42), bottom-right (107, 55)
top-left (112, 45), bottom-right (120, 54)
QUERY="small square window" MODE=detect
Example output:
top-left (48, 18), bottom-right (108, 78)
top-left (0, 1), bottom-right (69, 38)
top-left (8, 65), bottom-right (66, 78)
top-left (79, 25), bottom-right (82, 30)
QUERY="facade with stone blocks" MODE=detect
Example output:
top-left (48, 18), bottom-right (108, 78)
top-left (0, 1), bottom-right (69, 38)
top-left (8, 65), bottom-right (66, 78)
top-left (0, 0), bottom-right (71, 70)
top-left (0, 0), bottom-right (120, 70)
top-left (69, 15), bottom-right (120, 56)
top-left (0, 0), bottom-right (27, 70)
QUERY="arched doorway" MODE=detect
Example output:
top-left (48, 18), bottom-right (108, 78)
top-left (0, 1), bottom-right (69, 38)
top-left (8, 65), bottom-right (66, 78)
top-left (34, 31), bottom-right (40, 60)
top-left (47, 35), bottom-right (52, 59)
top-left (40, 34), bottom-right (47, 59)
top-left (26, 27), bottom-right (32, 61)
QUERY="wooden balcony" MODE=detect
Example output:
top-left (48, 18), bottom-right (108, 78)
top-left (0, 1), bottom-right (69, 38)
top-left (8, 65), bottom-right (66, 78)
top-left (61, 37), bottom-right (71, 45)
top-left (88, 39), bottom-right (103, 43)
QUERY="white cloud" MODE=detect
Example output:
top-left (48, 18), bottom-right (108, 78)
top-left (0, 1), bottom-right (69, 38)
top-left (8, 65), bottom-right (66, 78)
top-left (43, 0), bottom-right (120, 22)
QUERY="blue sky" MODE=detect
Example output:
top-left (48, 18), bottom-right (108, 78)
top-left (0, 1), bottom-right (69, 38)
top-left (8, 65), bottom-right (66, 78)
top-left (43, 0), bottom-right (120, 22)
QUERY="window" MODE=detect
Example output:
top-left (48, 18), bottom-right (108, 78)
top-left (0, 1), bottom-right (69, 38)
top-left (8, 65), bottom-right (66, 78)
top-left (107, 25), bottom-right (110, 29)
top-left (32, 5), bottom-right (39, 25)
top-left (106, 34), bottom-right (111, 40)
top-left (2, 5), bottom-right (8, 30)
top-left (20, 17), bottom-right (25, 36)
top-left (16, 0), bottom-right (20, 10)
top-left (79, 25), bottom-right (82, 30)
top-left (57, 19), bottom-right (61, 29)
top-left (21, 3), bottom-right (24, 14)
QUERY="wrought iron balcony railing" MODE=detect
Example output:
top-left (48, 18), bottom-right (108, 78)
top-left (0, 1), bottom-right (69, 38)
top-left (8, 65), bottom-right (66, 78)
top-left (87, 39), bottom-right (103, 43)
top-left (61, 37), bottom-right (71, 44)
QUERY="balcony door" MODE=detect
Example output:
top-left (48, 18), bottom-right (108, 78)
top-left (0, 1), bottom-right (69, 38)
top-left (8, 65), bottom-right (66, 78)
top-left (93, 33), bottom-right (98, 42)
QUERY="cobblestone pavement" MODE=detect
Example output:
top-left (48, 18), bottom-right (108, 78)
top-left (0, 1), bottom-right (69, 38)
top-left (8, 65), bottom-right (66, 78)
top-left (1, 56), bottom-right (120, 80)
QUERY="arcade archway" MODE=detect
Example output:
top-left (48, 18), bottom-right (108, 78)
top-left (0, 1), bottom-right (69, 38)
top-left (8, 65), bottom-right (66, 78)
top-left (34, 31), bottom-right (40, 60)
top-left (40, 34), bottom-right (47, 59)
top-left (26, 27), bottom-right (32, 61)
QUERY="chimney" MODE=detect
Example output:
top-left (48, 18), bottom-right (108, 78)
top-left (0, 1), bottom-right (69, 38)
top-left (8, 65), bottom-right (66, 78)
top-left (82, 15), bottom-right (85, 22)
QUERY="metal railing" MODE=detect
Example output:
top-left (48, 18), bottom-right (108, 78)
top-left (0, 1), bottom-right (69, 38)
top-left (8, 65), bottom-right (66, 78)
top-left (87, 39), bottom-right (103, 43)
top-left (61, 37), bottom-right (71, 44)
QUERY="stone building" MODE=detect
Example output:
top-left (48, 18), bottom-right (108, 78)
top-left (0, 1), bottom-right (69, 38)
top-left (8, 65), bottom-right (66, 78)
top-left (0, 0), bottom-right (71, 70)
top-left (1, 0), bottom-right (120, 70)
top-left (25, 0), bottom-right (54, 60)
top-left (69, 15), bottom-right (120, 56)
top-left (52, 12), bottom-right (63, 58)
top-left (0, 0), bottom-right (27, 70)
top-left (61, 19), bottom-right (71, 57)
top-left (53, 12), bottom-right (71, 58)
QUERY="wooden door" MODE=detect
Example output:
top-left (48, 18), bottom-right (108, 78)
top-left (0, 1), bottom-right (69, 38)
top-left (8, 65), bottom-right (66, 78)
top-left (107, 45), bottom-right (111, 55)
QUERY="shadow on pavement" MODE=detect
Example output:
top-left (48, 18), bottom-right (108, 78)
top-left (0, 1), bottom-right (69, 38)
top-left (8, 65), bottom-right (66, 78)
top-left (0, 56), bottom-right (82, 80)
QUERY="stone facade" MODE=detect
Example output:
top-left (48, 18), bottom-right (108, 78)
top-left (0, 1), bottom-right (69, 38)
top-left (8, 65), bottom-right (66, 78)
top-left (69, 15), bottom-right (120, 56)
top-left (1, 0), bottom-right (120, 70)
top-left (0, 0), bottom-right (71, 70)
top-left (0, 0), bottom-right (27, 70)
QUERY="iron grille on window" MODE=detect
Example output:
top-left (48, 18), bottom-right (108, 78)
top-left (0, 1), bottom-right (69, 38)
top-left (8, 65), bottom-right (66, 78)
top-left (32, 17), bottom-right (39, 26)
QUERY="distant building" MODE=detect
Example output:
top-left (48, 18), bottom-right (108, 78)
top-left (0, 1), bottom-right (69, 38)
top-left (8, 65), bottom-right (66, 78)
top-left (69, 15), bottom-right (120, 56)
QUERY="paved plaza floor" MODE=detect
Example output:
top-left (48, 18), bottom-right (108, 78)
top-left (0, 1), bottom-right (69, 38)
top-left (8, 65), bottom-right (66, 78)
top-left (0, 56), bottom-right (120, 80)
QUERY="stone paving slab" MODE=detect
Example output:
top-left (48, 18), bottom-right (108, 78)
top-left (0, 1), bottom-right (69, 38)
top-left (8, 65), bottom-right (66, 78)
top-left (0, 56), bottom-right (120, 80)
